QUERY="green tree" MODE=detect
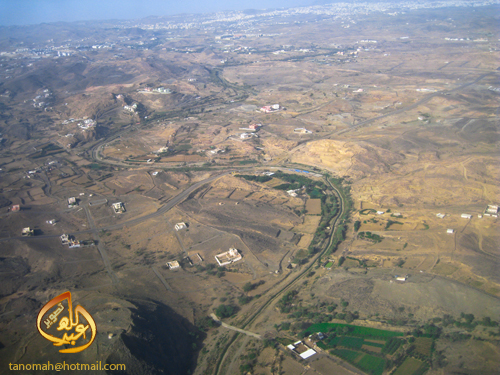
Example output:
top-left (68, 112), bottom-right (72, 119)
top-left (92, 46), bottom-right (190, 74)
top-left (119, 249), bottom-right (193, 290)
top-left (215, 304), bottom-right (237, 318)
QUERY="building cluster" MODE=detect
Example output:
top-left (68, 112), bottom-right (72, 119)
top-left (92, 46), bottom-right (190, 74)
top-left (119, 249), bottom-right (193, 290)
top-left (260, 104), bottom-right (282, 113)
top-left (208, 148), bottom-right (226, 155)
top-left (123, 103), bottom-right (138, 113)
top-left (78, 119), bottom-right (96, 130)
top-left (32, 89), bottom-right (53, 109)
top-left (240, 132), bottom-right (258, 140)
top-left (61, 234), bottom-right (81, 248)
top-left (484, 204), bottom-right (499, 217)
top-left (286, 340), bottom-right (317, 360)
top-left (239, 123), bottom-right (262, 131)
top-left (293, 128), bottom-right (312, 134)
top-left (138, 87), bottom-right (171, 94)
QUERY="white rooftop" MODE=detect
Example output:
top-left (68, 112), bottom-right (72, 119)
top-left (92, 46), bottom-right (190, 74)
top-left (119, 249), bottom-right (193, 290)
top-left (299, 348), bottom-right (317, 359)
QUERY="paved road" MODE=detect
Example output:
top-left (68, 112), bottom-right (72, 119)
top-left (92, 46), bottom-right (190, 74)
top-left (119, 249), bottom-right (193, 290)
top-left (152, 267), bottom-right (173, 292)
top-left (210, 313), bottom-right (262, 339)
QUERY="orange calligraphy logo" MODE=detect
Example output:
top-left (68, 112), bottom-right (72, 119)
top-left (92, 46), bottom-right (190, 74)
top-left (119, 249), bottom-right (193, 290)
top-left (36, 291), bottom-right (96, 353)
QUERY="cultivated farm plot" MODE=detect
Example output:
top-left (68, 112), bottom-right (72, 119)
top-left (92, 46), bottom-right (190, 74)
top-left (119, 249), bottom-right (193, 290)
top-left (332, 348), bottom-right (361, 362)
top-left (356, 354), bottom-right (385, 375)
top-left (230, 189), bottom-right (251, 200)
top-left (294, 215), bottom-right (321, 234)
top-left (362, 344), bottom-right (382, 353)
top-left (305, 198), bottom-right (322, 215)
top-left (280, 357), bottom-right (303, 375)
top-left (432, 262), bottom-right (458, 276)
top-left (297, 233), bottom-right (313, 248)
top-left (310, 357), bottom-right (353, 375)
top-left (305, 323), bottom-right (404, 339)
top-left (414, 337), bottom-right (433, 357)
top-left (418, 256), bottom-right (437, 271)
top-left (331, 349), bottom-right (385, 375)
top-left (160, 155), bottom-right (203, 162)
top-left (393, 357), bottom-right (428, 375)
top-left (343, 258), bottom-right (361, 268)
top-left (402, 257), bottom-right (425, 270)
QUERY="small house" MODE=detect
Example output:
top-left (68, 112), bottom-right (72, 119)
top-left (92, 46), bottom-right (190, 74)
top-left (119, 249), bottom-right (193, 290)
top-left (175, 222), bottom-right (187, 231)
top-left (22, 227), bottom-right (34, 237)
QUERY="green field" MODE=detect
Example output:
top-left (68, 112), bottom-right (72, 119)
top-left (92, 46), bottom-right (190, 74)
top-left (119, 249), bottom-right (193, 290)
top-left (393, 357), bottom-right (428, 375)
top-left (304, 323), bottom-right (404, 340)
top-left (332, 349), bottom-right (385, 375)
top-left (325, 261), bottom-right (334, 268)
top-left (365, 341), bottom-right (385, 348)
top-left (331, 349), bottom-right (361, 362)
top-left (320, 335), bottom-right (386, 350)
top-left (356, 354), bottom-right (385, 375)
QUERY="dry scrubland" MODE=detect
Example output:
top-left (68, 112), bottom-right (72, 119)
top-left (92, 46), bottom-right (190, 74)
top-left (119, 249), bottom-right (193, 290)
top-left (0, 3), bottom-right (499, 375)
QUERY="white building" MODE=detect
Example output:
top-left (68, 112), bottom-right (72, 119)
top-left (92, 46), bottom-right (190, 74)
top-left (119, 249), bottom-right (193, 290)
top-left (61, 234), bottom-right (69, 244)
top-left (436, 213), bottom-right (445, 219)
top-left (167, 261), bottom-right (180, 269)
top-left (68, 197), bottom-right (77, 208)
top-left (175, 222), bottom-right (187, 231)
top-left (294, 128), bottom-right (313, 134)
top-left (287, 341), bottom-right (317, 360)
top-left (461, 214), bottom-right (472, 219)
top-left (447, 229), bottom-right (454, 234)
top-left (215, 248), bottom-right (242, 266)
top-left (112, 202), bottom-right (125, 214)
top-left (486, 205), bottom-right (499, 214)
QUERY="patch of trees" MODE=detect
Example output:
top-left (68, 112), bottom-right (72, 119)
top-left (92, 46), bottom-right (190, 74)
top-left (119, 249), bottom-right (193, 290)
top-left (195, 264), bottom-right (227, 278)
top-left (215, 304), bottom-right (237, 319)
top-left (385, 220), bottom-right (403, 230)
top-left (239, 347), bottom-right (260, 374)
top-left (235, 174), bottom-right (272, 183)
top-left (277, 290), bottom-right (299, 313)
top-left (274, 322), bottom-right (291, 331)
top-left (197, 316), bottom-right (217, 331)
top-left (242, 280), bottom-right (265, 292)
top-left (411, 323), bottom-right (441, 339)
top-left (238, 295), bottom-right (253, 305)
top-left (354, 221), bottom-right (361, 232)
top-left (358, 231), bottom-right (383, 243)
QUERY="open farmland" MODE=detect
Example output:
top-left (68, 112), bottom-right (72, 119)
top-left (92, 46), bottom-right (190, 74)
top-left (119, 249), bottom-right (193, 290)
top-left (393, 357), bottom-right (428, 375)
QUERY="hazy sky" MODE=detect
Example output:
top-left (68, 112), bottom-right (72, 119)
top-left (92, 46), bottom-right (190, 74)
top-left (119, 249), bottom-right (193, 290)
top-left (0, 0), bottom-right (317, 26)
